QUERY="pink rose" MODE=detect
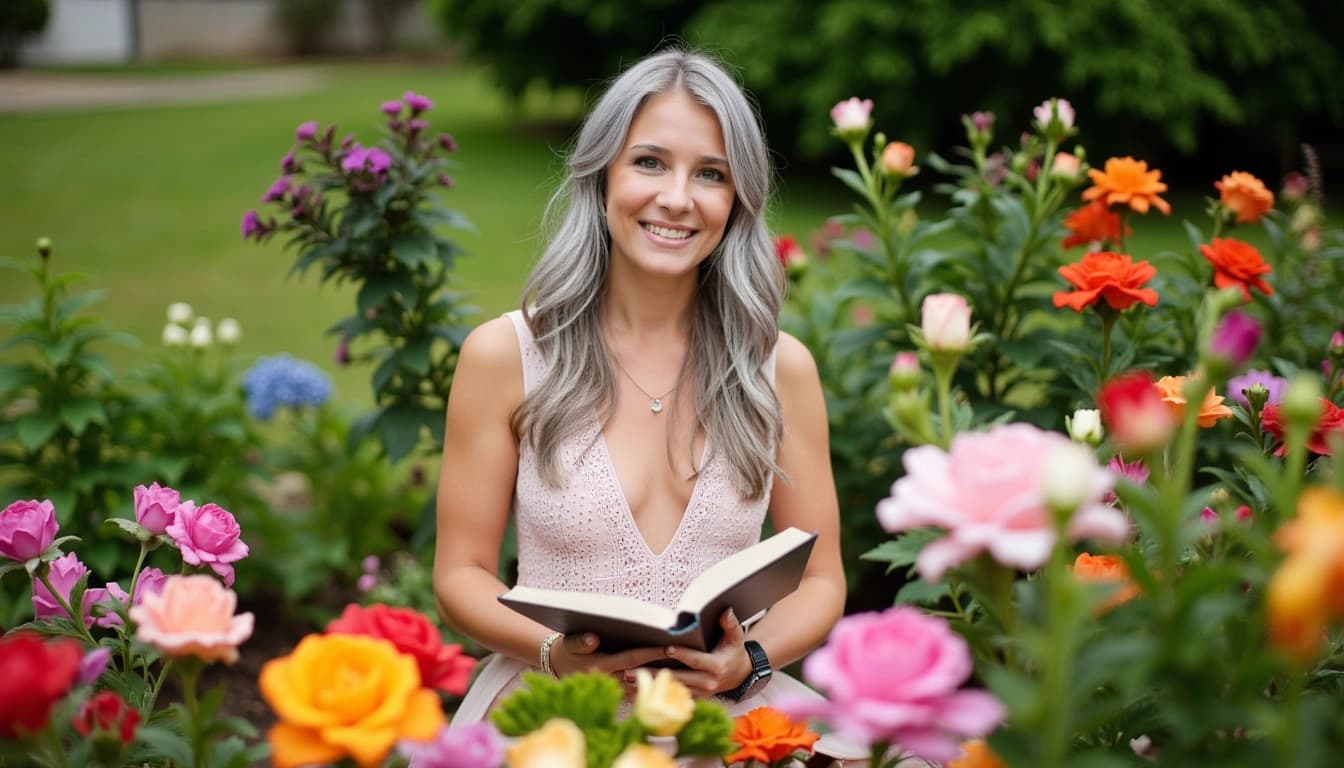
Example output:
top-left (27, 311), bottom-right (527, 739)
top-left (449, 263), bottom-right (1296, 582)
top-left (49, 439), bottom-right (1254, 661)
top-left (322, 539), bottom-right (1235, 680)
top-left (876, 423), bottom-right (1127, 581)
top-left (166, 502), bottom-right (249, 586)
top-left (99, 566), bottom-right (170, 628)
top-left (920, 293), bottom-right (972, 352)
top-left (1033, 98), bottom-right (1075, 132)
top-left (129, 574), bottom-right (254, 664)
top-left (830, 97), bottom-right (873, 138)
top-left (1051, 151), bottom-right (1081, 180)
top-left (780, 607), bottom-right (1005, 762)
top-left (0, 499), bottom-right (58, 562)
top-left (32, 553), bottom-right (99, 626)
top-left (134, 483), bottom-right (181, 536)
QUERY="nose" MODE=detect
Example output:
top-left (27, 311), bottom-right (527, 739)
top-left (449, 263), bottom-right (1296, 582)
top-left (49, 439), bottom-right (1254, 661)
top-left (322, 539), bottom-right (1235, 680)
top-left (655, 173), bottom-right (693, 214)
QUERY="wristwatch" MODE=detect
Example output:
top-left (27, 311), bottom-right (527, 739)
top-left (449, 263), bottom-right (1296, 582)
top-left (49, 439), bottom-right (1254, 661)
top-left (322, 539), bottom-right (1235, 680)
top-left (727, 640), bottom-right (772, 701)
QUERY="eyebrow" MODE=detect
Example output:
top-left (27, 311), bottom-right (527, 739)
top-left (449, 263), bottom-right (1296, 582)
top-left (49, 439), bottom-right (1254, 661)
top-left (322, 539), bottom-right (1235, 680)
top-left (630, 143), bottom-right (730, 167)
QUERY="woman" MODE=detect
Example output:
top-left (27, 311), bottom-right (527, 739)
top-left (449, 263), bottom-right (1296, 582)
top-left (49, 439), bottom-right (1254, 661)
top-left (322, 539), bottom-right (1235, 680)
top-left (433, 49), bottom-right (860, 763)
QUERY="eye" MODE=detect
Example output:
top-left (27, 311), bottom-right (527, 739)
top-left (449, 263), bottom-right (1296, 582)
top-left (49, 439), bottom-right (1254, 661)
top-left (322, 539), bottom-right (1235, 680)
top-left (634, 156), bottom-right (661, 170)
top-left (698, 167), bottom-right (727, 182)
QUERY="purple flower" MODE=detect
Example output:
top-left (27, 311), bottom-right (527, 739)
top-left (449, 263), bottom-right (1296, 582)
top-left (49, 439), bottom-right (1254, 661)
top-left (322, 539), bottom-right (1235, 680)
top-left (341, 146), bottom-right (391, 176)
top-left (437, 133), bottom-right (457, 152)
top-left (1104, 456), bottom-right (1150, 505)
top-left (362, 555), bottom-right (380, 573)
top-left (134, 482), bottom-right (181, 536)
top-left (1209, 311), bottom-right (1261, 368)
top-left (366, 148), bottom-right (392, 174)
top-left (399, 724), bottom-right (505, 768)
top-left (0, 499), bottom-right (58, 563)
top-left (262, 176), bottom-right (291, 203)
top-left (334, 336), bottom-right (351, 366)
top-left (971, 111), bottom-right (995, 133)
top-left (280, 151), bottom-right (300, 173)
top-left (241, 210), bottom-right (261, 240)
top-left (381, 100), bottom-right (403, 117)
top-left (78, 647), bottom-right (111, 686)
top-left (295, 121), bottom-right (319, 142)
top-left (357, 573), bottom-right (378, 593)
top-left (403, 90), bottom-right (434, 114)
top-left (1226, 369), bottom-right (1287, 407)
top-left (437, 172), bottom-right (455, 189)
top-left (407, 119), bottom-right (429, 135)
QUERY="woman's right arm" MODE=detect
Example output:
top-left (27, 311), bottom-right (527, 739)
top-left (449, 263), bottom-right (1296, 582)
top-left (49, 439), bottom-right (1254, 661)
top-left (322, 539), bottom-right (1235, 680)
top-left (432, 317), bottom-right (667, 675)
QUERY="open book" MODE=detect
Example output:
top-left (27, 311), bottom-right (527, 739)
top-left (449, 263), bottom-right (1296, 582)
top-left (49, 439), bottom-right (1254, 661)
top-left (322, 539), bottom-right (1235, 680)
top-left (498, 527), bottom-right (817, 654)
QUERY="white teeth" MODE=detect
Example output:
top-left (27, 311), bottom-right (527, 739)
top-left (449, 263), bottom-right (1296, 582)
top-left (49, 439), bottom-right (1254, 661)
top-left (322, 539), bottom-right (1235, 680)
top-left (644, 223), bottom-right (692, 240)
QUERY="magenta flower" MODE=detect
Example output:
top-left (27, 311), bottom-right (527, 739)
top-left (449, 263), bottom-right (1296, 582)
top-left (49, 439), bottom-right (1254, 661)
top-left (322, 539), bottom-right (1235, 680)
top-left (1209, 311), bottom-right (1261, 368)
top-left (0, 499), bottom-right (58, 562)
top-left (404, 90), bottom-right (434, 114)
top-left (437, 133), bottom-right (457, 152)
top-left (134, 482), bottom-right (180, 536)
top-left (877, 424), bottom-right (1127, 581)
top-left (78, 647), bottom-right (111, 686)
top-left (261, 176), bottom-right (291, 203)
top-left (381, 100), bottom-right (403, 117)
top-left (295, 121), bottom-right (319, 142)
top-left (341, 146), bottom-right (393, 176)
top-left (166, 501), bottom-right (249, 587)
top-left (1226, 369), bottom-right (1286, 407)
top-left (280, 151), bottom-right (300, 173)
top-left (779, 607), bottom-right (1004, 761)
top-left (241, 210), bottom-right (261, 240)
top-left (436, 172), bottom-right (455, 189)
top-left (408, 119), bottom-right (429, 135)
top-left (1103, 455), bottom-right (1149, 505)
top-left (334, 336), bottom-right (351, 366)
top-left (33, 552), bottom-right (94, 625)
top-left (357, 574), bottom-right (378, 592)
top-left (970, 111), bottom-right (995, 133)
top-left (400, 723), bottom-right (505, 768)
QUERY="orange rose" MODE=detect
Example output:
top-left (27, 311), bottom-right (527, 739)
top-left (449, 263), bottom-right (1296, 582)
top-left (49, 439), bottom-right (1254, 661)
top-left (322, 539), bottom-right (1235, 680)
top-left (726, 706), bottom-right (820, 765)
top-left (1082, 156), bottom-right (1171, 215)
top-left (880, 141), bottom-right (919, 177)
top-left (260, 634), bottom-right (444, 768)
top-left (1215, 171), bottom-right (1274, 224)
top-left (948, 739), bottom-right (1008, 768)
top-left (1154, 375), bottom-right (1233, 427)
top-left (1062, 200), bottom-right (1130, 250)
top-left (1267, 488), bottom-right (1344, 663)
top-left (1274, 487), bottom-right (1344, 614)
top-left (1072, 552), bottom-right (1140, 611)
top-left (1052, 251), bottom-right (1158, 312)
top-left (1198, 237), bottom-right (1273, 302)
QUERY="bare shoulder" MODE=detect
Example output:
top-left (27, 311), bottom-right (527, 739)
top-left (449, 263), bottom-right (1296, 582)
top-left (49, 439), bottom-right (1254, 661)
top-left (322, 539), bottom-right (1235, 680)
top-left (774, 330), bottom-right (820, 387)
top-left (459, 315), bottom-right (523, 375)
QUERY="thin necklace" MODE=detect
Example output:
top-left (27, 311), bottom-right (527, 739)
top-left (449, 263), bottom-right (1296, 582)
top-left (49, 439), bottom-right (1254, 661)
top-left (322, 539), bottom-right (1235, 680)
top-left (610, 353), bottom-right (677, 414)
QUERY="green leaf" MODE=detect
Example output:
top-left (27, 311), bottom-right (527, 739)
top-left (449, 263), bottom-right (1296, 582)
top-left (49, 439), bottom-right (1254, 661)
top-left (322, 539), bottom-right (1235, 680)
top-left (894, 578), bottom-right (949, 606)
top-left (357, 273), bottom-right (417, 316)
top-left (16, 413), bottom-right (60, 451)
top-left (54, 289), bottom-right (105, 322)
top-left (132, 724), bottom-right (194, 767)
top-left (377, 404), bottom-right (425, 462)
top-left (0, 363), bottom-right (41, 394)
top-left (830, 167), bottom-right (870, 198)
top-left (59, 397), bottom-right (106, 435)
top-left (860, 528), bottom-right (940, 572)
top-left (392, 229), bottom-right (436, 269)
top-left (398, 334), bottom-right (433, 375)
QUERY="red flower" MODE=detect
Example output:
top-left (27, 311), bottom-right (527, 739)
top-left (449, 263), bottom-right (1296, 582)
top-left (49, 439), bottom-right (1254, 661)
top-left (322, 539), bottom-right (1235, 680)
top-left (0, 632), bottom-right (82, 738)
top-left (1061, 200), bottom-right (1129, 250)
top-left (774, 234), bottom-right (806, 269)
top-left (1053, 251), bottom-right (1159, 312)
top-left (72, 691), bottom-right (140, 744)
top-left (1199, 238), bottom-right (1273, 302)
top-left (1097, 371), bottom-right (1173, 452)
top-left (326, 603), bottom-right (476, 694)
top-left (1261, 399), bottom-right (1344, 456)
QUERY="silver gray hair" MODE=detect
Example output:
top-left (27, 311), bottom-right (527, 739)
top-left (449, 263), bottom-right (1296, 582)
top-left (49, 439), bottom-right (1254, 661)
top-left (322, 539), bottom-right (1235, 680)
top-left (513, 48), bottom-right (784, 499)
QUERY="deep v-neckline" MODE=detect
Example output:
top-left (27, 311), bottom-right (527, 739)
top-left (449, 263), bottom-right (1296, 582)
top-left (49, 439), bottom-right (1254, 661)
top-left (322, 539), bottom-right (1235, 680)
top-left (595, 427), bottom-right (710, 559)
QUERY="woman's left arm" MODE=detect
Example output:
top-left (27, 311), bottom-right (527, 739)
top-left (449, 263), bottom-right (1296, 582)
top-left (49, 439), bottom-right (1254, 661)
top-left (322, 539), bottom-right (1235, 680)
top-left (661, 332), bottom-right (846, 696)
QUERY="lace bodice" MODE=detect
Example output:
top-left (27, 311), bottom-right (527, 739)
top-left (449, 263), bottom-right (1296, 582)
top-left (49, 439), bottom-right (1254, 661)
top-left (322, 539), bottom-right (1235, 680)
top-left (506, 310), bottom-right (773, 609)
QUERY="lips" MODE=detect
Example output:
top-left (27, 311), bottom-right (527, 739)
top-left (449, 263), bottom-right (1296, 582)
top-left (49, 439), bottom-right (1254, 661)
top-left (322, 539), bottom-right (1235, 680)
top-left (641, 222), bottom-right (695, 241)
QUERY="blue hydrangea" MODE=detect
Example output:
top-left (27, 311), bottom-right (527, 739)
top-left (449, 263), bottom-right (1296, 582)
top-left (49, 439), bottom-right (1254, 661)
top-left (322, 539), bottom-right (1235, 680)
top-left (242, 354), bottom-right (332, 421)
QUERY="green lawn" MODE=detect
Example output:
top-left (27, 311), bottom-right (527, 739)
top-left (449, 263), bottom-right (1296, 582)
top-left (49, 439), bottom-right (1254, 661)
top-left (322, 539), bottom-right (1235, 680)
top-left (0, 59), bottom-right (1286, 408)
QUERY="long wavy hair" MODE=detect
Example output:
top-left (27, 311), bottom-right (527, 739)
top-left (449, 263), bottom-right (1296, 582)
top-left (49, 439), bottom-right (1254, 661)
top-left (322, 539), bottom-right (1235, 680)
top-left (513, 49), bottom-right (785, 500)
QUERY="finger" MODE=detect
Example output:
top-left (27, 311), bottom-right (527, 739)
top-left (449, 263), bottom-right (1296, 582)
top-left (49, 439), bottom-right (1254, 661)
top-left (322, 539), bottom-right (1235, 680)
top-left (609, 646), bottom-right (673, 670)
top-left (662, 668), bottom-right (719, 697)
top-left (716, 608), bottom-right (745, 650)
top-left (563, 632), bottom-right (600, 656)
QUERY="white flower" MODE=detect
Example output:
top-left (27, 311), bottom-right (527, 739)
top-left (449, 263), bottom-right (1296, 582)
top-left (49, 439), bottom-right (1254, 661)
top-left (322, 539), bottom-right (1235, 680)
top-left (1043, 441), bottom-right (1106, 514)
top-left (830, 97), bottom-right (874, 137)
top-left (216, 318), bottom-right (241, 345)
top-left (1066, 408), bottom-right (1104, 445)
top-left (1033, 98), bottom-right (1076, 132)
top-left (193, 316), bottom-right (211, 329)
top-left (166, 302), bottom-right (193, 325)
top-left (162, 323), bottom-right (189, 347)
top-left (189, 324), bottom-right (212, 348)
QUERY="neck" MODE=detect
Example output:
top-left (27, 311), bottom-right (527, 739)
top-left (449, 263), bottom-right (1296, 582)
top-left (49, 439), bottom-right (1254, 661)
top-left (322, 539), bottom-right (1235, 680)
top-left (600, 264), bottom-right (697, 343)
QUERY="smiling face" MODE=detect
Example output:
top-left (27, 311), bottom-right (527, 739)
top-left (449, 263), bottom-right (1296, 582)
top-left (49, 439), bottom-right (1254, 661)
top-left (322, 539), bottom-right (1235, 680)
top-left (603, 88), bottom-right (736, 281)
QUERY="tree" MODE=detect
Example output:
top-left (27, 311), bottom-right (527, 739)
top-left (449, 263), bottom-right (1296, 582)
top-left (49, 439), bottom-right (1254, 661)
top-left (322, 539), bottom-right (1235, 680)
top-left (0, 0), bottom-right (49, 69)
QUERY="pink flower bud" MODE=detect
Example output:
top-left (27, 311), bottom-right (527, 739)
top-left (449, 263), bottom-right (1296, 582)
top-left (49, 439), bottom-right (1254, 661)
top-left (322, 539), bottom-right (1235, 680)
top-left (830, 97), bottom-right (873, 139)
top-left (880, 141), bottom-right (919, 178)
top-left (0, 499), bottom-right (58, 562)
top-left (1209, 311), bottom-right (1262, 369)
top-left (437, 133), bottom-right (458, 152)
top-left (380, 100), bottom-right (402, 117)
top-left (133, 483), bottom-right (181, 536)
top-left (295, 121), bottom-right (318, 142)
top-left (920, 294), bottom-right (972, 352)
top-left (1051, 151), bottom-right (1081, 180)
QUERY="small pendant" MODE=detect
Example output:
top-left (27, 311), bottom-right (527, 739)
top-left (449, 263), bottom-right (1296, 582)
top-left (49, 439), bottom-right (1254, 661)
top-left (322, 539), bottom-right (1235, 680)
top-left (650, 398), bottom-right (664, 414)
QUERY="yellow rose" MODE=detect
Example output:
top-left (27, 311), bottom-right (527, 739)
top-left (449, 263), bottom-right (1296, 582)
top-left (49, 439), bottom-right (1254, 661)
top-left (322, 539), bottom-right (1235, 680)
top-left (259, 634), bottom-right (444, 768)
top-left (612, 743), bottom-right (678, 768)
top-left (633, 669), bottom-right (695, 737)
top-left (506, 718), bottom-right (586, 768)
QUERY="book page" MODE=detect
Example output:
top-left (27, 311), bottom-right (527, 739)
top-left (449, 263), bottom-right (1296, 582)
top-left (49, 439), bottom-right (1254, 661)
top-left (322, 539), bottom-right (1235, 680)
top-left (676, 527), bottom-right (815, 613)
top-left (501, 586), bottom-right (679, 629)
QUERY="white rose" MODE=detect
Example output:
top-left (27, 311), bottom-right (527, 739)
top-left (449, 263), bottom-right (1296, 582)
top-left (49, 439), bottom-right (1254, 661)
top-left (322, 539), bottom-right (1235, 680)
top-left (1043, 441), bottom-right (1102, 514)
top-left (1066, 408), bottom-right (1104, 446)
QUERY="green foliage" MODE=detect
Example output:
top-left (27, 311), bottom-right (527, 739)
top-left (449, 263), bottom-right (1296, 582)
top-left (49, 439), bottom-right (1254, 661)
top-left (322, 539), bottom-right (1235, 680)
top-left (433, 0), bottom-right (1343, 166)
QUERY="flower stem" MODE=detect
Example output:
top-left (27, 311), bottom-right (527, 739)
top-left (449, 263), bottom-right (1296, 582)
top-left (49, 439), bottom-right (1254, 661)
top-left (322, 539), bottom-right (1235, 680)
top-left (36, 571), bottom-right (97, 647)
top-left (1098, 308), bottom-right (1117, 381)
top-left (933, 360), bottom-right (956, 450)
top-left (178, 659), bottom-right (211, 768)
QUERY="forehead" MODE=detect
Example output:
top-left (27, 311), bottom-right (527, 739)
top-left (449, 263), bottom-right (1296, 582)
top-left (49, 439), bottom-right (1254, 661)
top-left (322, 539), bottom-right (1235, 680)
top-left (623, 89), bottom-right (727, 156)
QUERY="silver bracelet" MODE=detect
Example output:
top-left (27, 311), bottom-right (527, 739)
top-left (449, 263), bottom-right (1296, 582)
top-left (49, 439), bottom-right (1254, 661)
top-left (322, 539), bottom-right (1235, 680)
top-left (539, 631), bottom-right (564, 678)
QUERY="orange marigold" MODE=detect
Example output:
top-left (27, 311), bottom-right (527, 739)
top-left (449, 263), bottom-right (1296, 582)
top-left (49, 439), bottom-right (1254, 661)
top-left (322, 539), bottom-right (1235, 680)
top-left (947, 740), bottom-right (1007, 768)
top-left (1082, 156), bottom-right (1172, 215)
top-left (725, 707), bottom-right (820, 766)
top-left (1216, 171), bottom-right (1274, 224)
top-left (1073, 553), bottom-right (1140, 611)
top-left (1199, 237), bottom-right (1273, 302)
top-left (1154, 375), bottom-right (1233, 427)
top-left (1052, 251), bottom-right (1158, 312)
top-left (1267, 487), bottom-right (1344, 663)
top-left (1062, 200), bottom-right (1130, 249)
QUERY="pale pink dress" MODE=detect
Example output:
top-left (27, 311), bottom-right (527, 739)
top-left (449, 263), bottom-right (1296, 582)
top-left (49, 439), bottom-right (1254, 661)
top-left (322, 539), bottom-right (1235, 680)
top-left (449, 311), bottom-right (867, 765)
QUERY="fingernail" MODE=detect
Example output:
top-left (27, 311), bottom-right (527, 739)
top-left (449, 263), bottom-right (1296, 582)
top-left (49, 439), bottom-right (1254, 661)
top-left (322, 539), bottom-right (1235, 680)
top-left (727, 608), bottom-right (737, 622)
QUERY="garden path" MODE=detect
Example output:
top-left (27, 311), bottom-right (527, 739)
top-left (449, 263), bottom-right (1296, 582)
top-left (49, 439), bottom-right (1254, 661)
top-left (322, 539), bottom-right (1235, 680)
top-left (0, 67), bottom-right (324, 113)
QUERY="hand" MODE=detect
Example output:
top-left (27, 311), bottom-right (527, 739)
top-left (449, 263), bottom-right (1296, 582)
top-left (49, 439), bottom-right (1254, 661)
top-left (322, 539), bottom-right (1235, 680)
top-left (637, 609), bottom-right (752, 698)
top-left (549, 632), bottom-right (669, 679)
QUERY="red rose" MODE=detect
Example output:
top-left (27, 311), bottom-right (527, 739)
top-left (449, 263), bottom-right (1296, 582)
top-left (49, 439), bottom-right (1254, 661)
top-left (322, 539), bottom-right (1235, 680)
top-left (72, 691), bottom-right (140, 744)
top-left (1261, 399), bottom-right (1344, 456)
top-left (1097, 370), bottom-right (1173, 452)
top-left (326, 603), bottom-right (476, 694)
top-left (0, 632), bottom-right (82, 738)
